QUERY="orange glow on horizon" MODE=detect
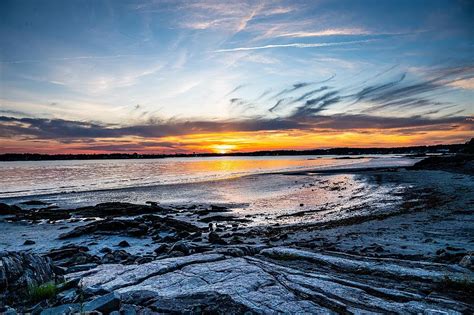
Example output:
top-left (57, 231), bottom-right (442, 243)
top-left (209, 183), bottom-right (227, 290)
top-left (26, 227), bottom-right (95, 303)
top-left (0, 125), bottom-right (472, 154)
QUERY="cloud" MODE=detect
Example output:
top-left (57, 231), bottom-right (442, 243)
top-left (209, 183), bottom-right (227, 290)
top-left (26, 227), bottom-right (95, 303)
top-left (291, 86), bottom-right (331, 103)
top-left (213, 39), bottom-right (376, 52)
top-left (291, 91), bottom-right (341, 117)
top-left (226, 84), bottom-right (246, 96)
top-left (272, 82), bottom-right (313, 99)
top-left (1, 64), bottom-right (472, 152)
top-left (274, 28), bottom-right (371, 38)
top-left (0, 54), bottom-right (154, 64)
top-left (447, 77), bottom-right (474, 90)
top-left (353, 73), bottom-right (407, 103)
top-left (1, 114), bottom-right (471, 143)
top-left (269, 98), bottom-right (288, 112)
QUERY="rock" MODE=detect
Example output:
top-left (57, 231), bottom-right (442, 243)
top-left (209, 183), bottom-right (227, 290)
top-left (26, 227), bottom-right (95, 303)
top-left (142, 291), bottom-right (253, 314)
top-left (162, 235), bottom-right (178, 243)
top-left (100, 247), bottom-right (112, 254)
top-left (435, 248), bottom-right (466, 263)
top-left (208, 232), bottom-right (227, 245)
top-left (101, 250), bottom-right (136, 265)
top-left (119, 304), bottom-right (138, 315)
top-left (0, 251), bottom-right (58, 304)
top-left (23, 240), bottom-right (35, 245)
top-left (118, 240), bottom-right (130, 248)
top-left (410, 154), bottom-right (474, 175)
top-left (12, 208), bottom-right (71, 222)
top-left (28, 301), bottom-right (48, 314)
top-left (189, 231), bottom-right (202, 240)
top-left (59, 219), bottom-right (147, 239)
top-left (134, 256), bottom-right (153, 264)
top-left (158, 216), bottom-right (202, 232)
top-left (169, 241), bottom-right (191, 255)
top-left (52, 250), bottom-right (99, 268)
top-left (210, 205), bottom-right (229, 211)
top-left (83, 292), bottom-right (121, 313)
top-left (459, 254), bottom-right (474, 270)
top-left (66, 263), bottom-right (98, 273)
top-left (57, 288), bottom-right (77, 304)
top-left (73, 250), bottom-right (472, 314)
top-left (46, 245), bottom-right (89, 261)
top-left (154, 244), bottom-right (169, 255)
top-left (39, 303), bottom-right (81, 315)
top-left (145, 201), bottom-right (159, 207)
top-left (0, 306), bottom-right (17, 315)
top-left (0, 203), bottom-right (21, 214)
top-left (72, 202), bottom-right (163, 218)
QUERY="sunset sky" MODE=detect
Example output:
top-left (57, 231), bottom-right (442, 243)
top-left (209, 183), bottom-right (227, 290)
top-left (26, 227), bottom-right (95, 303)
top-left (0, 0), bottom-right (473, 154)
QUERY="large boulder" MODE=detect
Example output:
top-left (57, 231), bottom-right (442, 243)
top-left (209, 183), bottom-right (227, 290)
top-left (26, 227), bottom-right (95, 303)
top-left (58, 219), bottom-right (148, 239)
top-left (0, 251), bottom-right (58, 304)
top-left (71, 202), bottom-right (163, 217)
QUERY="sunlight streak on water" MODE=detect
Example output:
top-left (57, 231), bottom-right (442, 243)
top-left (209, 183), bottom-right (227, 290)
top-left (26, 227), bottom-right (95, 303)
top-left (0, 155), bottom-right (413, 198)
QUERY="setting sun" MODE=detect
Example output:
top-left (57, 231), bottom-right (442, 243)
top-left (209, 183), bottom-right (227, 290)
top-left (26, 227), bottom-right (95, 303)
top-left (211, 144), bottom-right (237, 154)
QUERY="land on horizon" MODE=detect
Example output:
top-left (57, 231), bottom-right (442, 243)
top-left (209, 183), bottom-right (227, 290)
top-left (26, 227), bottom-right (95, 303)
top-left (1, 140), bottom-right (472, 161)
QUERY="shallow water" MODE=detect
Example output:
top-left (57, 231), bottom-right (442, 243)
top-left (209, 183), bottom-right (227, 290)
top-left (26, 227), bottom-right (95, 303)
top-left (0, 155), bottom-right (419, 254)
top-left (0, 155), bottom-right (413, 199)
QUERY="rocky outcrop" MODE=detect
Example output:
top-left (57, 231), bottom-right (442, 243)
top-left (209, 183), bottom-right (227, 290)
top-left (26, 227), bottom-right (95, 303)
top-left (410, 154), bottom-right (474, 174)
top-left (9, 208), bottom-right (71, 222)
top-left (0, 203), bottom-right (21, 215)
top-left (67, 248), bottom-right (473, 314)
top-left (0, 251), bottom-right (58, 305)
top-left (58, 214), bottom-right (201, 240)
top-left (58, 219), bottom-right (148, 239)
top-left (71, 202), bottom-right (166, 217)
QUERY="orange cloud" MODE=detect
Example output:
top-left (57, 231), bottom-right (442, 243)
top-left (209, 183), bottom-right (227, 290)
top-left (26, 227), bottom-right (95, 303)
top-left (1, 126), bottom-right (471, 154)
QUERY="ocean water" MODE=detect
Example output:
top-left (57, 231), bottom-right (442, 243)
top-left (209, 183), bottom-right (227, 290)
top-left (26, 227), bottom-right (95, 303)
top-left (0, 155), bottom-right (414, 199)
top-left (0, 155), bottom-right (419, 252)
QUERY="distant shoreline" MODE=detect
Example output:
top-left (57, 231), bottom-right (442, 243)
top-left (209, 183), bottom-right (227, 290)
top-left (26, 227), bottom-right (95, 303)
top-left (0, 142), bottom-right (466, 161)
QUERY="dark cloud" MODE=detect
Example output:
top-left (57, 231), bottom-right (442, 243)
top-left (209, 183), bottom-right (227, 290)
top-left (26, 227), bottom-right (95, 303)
top-left (1, 114), bottom-right (471, 143)
top-left (76, 141), bottom-right (179, 152)
top-left (272, 82), bottom-right (312, 99)
top-left (291, 91), bottom-right (340, 117)
top-left (360, 64), bottom-right (398, 85)
top-left (292, 86), bottom-right (330, 103)
top-left (353, 73), bottom-right (406, 103)
top-left (315, 74), bottom-right (336, 84)
top-left (268, 98), bottom-right (288, 112)
top-left (255, 89), bottom-right (272, 101)
top-left (226, 84), bottom-right (246, 96)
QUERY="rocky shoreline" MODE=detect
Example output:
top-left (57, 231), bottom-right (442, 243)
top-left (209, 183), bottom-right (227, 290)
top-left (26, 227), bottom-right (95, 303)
top-left (1, 156), bottom-right (473, 314)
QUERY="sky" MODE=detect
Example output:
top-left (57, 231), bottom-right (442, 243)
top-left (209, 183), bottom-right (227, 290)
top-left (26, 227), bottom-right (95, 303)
top-left (0, 0), bottom-right (473, 154)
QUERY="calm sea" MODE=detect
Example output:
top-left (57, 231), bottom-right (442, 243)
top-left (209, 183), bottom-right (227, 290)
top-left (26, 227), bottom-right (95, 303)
top-left (0, 155), bottom-right (414, 198)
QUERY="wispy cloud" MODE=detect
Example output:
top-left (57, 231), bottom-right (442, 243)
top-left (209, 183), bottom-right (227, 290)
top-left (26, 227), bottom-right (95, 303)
top-left (0, 54), bottom-right (155, 64)
top-left (226, 84), bottom-right (247, 96)
top-left (213, 39), bottom-right (375, 52)
top-left (275, 28), bottom-right (371, 38)
top-left (447, 77), bottom-right (474, 90)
